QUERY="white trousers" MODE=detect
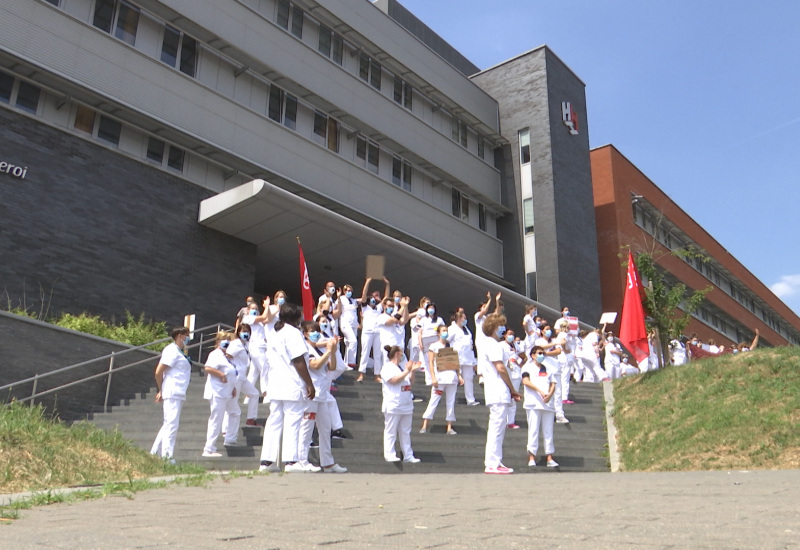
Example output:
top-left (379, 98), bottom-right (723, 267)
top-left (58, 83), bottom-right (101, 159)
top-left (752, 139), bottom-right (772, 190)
top-left (461, 364), bottom-right (477, 403)
top-left (358, 331), bottom-right (382, 374)
top-left (419, 335), bottom-right (439, 384)
top-left (151, 397), bottom-right (184, 459)
top-left (298, 401), bottom-right (334, 466)
top-left (245, 352), bottom-right (268, 419)
top-left (638, 357), bottom-right (650, 373)
top-left (384, 412), bottom-right (414, 461)
top-left (506, 377), bottom-right (522, 425)
top-left (526, 408), bottom-right (555, 457)
top-left (260, 399), bottom-right (305, 464)
top-left (552, 374), bottom-right (565, 417)
top-left (579, 357), bottom-right (606, 383)
top-left (422, 383), bottom-right (457, 422)
top-left (561, 353), bottom-right (575, 399)
top-left (204, 395), bottom-right (240, 453)
top-left (327, 399), bottom-right (343, 431)
top-left (485, 403), bottom-right (509, 468)
top-left (340, 323), bottom-right (358, 366)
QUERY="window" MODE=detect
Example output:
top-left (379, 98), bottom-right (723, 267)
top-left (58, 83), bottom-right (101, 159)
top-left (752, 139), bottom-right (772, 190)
top-left (312, 111), bottom-right (340, 152)
top-left (15, 81), bottom-right (41, 114)
top-left (461, 195), bottom-right (470, 221)
top-left (478, 136), bottom-right (485, 159)
top-left (356, 136), bottom-right (379, 174)
top-left (145, 136), bottom-right (184, 171)
top-left (93, 0), bottom-right (140, 46)
top-left (519, 129), bottom-right (531, 164)
top-left (0, 71), bottom-right (13, 103)
top-left (161, 26), bottom-right (197, 77)
top-left (290, 6), bottom-right (304, 38)
top-left (73, 105), bottom-right (97, 134)
top-left (268, 85), bottom-right (297, 129)
top-left (284, 94), bottom-right (297, 130)
top-left (523, 198), bottom-right (534, 234)
top-left (276, 0), bottom-right (290, 29)
top-left (392, 157), bottom-right (412, 191)
top-left (452, 188), bottom-right (462, 218)
top-left (147, 137), bottom-right (165, 163)
top-left (167, 146), bottom-right (185, 171)
top-left (451, 117), bottom-right (467, 148)
top-left (318, 25), bottom-right (343, 65)
top-left (276, 1), bottom-right (303, 38)
top-left (97, 115), bottom-right (121, 146)
top-left (359, 54), bottom-right (381, 90)
top-left (393, 77), bottom-right (412, 110)
top-left (479, 204), bottom-right (487, 231)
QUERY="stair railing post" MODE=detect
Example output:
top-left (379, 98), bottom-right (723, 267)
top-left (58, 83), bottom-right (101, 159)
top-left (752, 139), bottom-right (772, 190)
top-left (103, 352), bottom-right (115, 412)
top-left (197, 332), bottom-right (204, 365)
top-left (30, 373), bottom-right (38, 406)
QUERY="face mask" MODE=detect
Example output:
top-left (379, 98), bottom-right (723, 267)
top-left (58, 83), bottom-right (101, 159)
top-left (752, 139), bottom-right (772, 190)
top-left (535, 321), bottom-right (542, 328)
top-left (545, 329), bottom-right (552, 338)
top-left (506, 335), bottom-right (514, 343)
top-left (369, 298), bottom-right (377, 306)
top-left (183, 336), bottom-right (191, 347)
top-left (496, 326), bottom-right (506, 338)
top-left (220, 340), bottom-right (230, 350)
top-left (427, 308), bottom-right (435, 316)
top-left (345, 290), bottom-right (352, 299)
top-left (441, 331), bottom-right (449, 340)
top-left (308, 331), bottom-right (321, 343)
top-left (327, 286), bottom-right (335, 294)
top-left (249, 310), bottom-right (257, 316)
top-left (320, 322), bottom-right (329, 332)
top-left (536, 353), bottom-right (545, 362)
top-left (394, 296), bottom-right (401, 303)
top-left (386, 306), bottom-right (394, 314)
top-left (276, 297), bottom-right (285, 306)
top-left (563, 310), bottom-right (570, 317)
top-left (240, 332), bottom-right (250, 341)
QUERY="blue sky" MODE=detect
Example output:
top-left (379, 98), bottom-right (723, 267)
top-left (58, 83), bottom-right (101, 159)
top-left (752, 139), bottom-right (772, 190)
top-left (396, 0), bottom-right (800, 317)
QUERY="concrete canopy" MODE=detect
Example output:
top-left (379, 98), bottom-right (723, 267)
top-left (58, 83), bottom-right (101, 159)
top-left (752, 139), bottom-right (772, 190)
top-left (198, 180), bottom-right (553, 325)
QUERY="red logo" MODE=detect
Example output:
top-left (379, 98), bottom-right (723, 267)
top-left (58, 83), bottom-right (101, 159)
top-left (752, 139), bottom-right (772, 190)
top-left (562, 102), bottom-right (579, 135)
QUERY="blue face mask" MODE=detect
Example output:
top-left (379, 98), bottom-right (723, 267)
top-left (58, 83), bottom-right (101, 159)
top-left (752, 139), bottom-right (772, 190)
top-left (276, 297), bottom-right (285, 306)
top-left (220, 341), bottom-right (230, 350)
top-left (183, 335), bottom-right (191, 347)
top-left (386, 306), bottom-right (394, 314)
top-left (249, 310), bottom-right (257, 316)
top-left (308, 331), bottom-right (321, 343)
top-left (369, 298), bottom-right (377, 306)
top-left (506, 335), bottom-right (514, 343)
top-left (563, 310), bottom-right (570, 317)
top-left (496, 326), bottom-right (506, 338)
top-left (394, 296), bottom-right (401, 303)
top-left (536, 353), bottom-right (545, 363)
top-left (240, 332), bottom-right (250, 341)
top-left (545, 329), bottom-right (552, 338)
top-left (441, 331), bottom-right (449, 340)
top-left (427, 308), bottom-right (435, 316)
top-left (345, 290), bottom-right (352, 299)
top-left (319, 322), bottom-right (329, 332)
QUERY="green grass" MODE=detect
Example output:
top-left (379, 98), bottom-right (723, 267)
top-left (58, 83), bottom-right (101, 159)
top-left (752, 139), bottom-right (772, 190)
top-left (0, 402), bottom-right (204, 499)
top-left (613, 347), bottom-right (800, 471)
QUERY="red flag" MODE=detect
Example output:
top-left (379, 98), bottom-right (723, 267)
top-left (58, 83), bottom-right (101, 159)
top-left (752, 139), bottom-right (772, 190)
top-left (297, 238), bottom-right (314, 321)
top-left (619, 251), bottom-right (650, 363)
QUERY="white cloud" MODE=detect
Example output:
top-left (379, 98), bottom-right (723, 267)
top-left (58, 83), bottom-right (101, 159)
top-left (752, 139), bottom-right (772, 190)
top-left (770, 274), bottom-right (800, 299)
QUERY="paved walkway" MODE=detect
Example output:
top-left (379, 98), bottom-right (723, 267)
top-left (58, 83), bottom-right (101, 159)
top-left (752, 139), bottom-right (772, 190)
top-left (2, 470), bottom-right (798, 549)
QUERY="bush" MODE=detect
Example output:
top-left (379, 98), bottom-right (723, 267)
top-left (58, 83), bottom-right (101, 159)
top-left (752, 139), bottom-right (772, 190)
top-left (55, 311), bottom-right (167, 349)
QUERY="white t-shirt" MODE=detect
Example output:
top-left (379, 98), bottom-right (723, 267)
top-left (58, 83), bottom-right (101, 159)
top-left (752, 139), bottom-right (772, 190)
top-left (521, 364), bottom-right (555, 411)
top-left (535, 337), bottom-right (562, 374)
top-left (604, 341), bottom-right (621, 369)
top-left (503, 341), bottom-right (522, 381)
top-left (522, 314), bottom-right (536, 337)
top-left (380, 361), bottom-right (413, 415)
top-left (159, 342), bottom-right (192, 400)
top-left (305, 341), bottom-right (330, 403)
top-left (670, 340), bottom-right (687, 365)
top-left (479, 338), bottom-right (510, 405)
top-left (361, 303), bottom-right (382, 333)
top-left (226, 337), bottom-right (251, 380)
top-left (264, 304), bottom-right (281, 335)
top-left (266, 324), bottom-right (310, 402)
top-left (241, 313), bottom-right (266, 345)
top-left (377, 312), bottom-right (405, 348)
top-left (419, 315), bottom-right (445, 339)
top-left (448, 322), bottom-right (476, 366)
top-left (338, 296), bottom-right (359, 328)
top-left (203, 348), bottom-right (238, 399)
top-left (428, 340), bottom-right (458, 385)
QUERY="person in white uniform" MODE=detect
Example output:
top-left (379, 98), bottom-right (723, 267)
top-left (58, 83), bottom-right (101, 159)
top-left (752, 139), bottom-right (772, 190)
top-left (380, 345), bottom-right (420, 463)
top-left (521, 304), bottom-right (538, 352)
top-left (297, 321), bottom-right (347, 473)
top-left (420, 325), bottom-right (463, 435)
top-left (535, 325), bottom-right (569, 424)
top-left (357, 277), bottom-right (389, 383)
top-left (151, 327), bottom-right (192, 462)
top-left (521, 346), bottom-right (559, 468)
top-left (337, 284), bottom-right (361, 369)
top-left (242, 301), bottom-right (269, 426)
top-left (202, 333), bottom-right (239, 457)
top-left (604, 333), bottom-right (623, 380)
top-left (480, 313), bottom-right (521, 474)
top-left (474, 291), bottom-right (501, 381)
top-left (448, 309), bottom-right (479, 406)
top-left (555, 321), bottom-right (576, 405)
top-left (376, 296), bottom-right (410, 369)
top-left (315, 313), bottom-right (348, 440)
top-left (259, 303), bottom-right (316, 473)
top-left (577, 329), bottom-right (608, 382)
top-left (417, 302), bottom-right (445, 385)
top-left (670, 336), bottom-right (688, 366)
top-left (225, 323), bottom-right (261, 440)
top-left (503, 329), bottom-right (525, 430)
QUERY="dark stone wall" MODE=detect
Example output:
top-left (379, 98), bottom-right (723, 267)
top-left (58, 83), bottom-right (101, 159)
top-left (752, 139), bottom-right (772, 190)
top-left (0, 108), bottom-right (256, 329)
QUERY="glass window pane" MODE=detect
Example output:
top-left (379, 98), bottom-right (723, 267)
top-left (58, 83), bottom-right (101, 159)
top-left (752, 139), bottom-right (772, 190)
top-left (461, 196), bottom-right (469, 220)
top-left (179, 35), bottom-right (197, 77)
top-left (92, 0), bottom-right (115, 33)
top-left (146, 137), bottom-right (165, 163)
top-left (97, 115), bottom-right (121, 145)
top-left (359, 55), bottom-right (370, 82)
top-left (402, 161), bottom-right (411, 191)
top-left (44, 0), bottom-right (60, 5)
top-left (318, 25), bottom-right (331, 57)
top-left (291, 6), bottom-right (303, 38)
top-left (114, 1), bottom-right (140, 45)
top-left (276, 0), bottom-right (290, 29)
top-left (523, 198), bottom-right (534, 234)
top-left (392, 157), bottom-right (401, 185)
top-left (521, 144), bottom-right (531, 164)
top-left (479, 204), bottom-right (487, 231)
top-left (451, 116), bottom-right (459, 141)
top-left (403, 82), bottom-right (412, 109)
top-left (370, 60), bottom-right (381, 89)
top-left (393, 77), bottom-right (403, 104)
top-left (356, 136), bottom-right (366, 160)
top-left (367, 143), bottom-right (379, 174)
top-left (0, 71), bottom-right (13, 103)
top-left (268, 86), bottom-right (282, 122)
top-left (284, 94), bottom-right (297, 130)
top-left (478, 136), bottom-right (485, 159)
top-left (327, 118), bottom-right (338, 153)
top-left (313, 111), bottom-right (327, 138)
top-left (160, 25), bottom-right (180, 67)
top-left (460, 122), bottom-right (468, 148)
top-left (332, 35), bottom-right (343, 65)
top-left (167, 146), bottom-right (185, 171)
top-left (452, 189), bottom-right (461, 217)
top-left (73, 105), bottom-right (96, 134)
top-left (15, 81), bottom-right (41, 114)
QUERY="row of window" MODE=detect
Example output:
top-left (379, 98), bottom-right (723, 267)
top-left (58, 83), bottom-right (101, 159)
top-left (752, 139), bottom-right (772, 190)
top-left (452, 189), bottom-right (487, 231)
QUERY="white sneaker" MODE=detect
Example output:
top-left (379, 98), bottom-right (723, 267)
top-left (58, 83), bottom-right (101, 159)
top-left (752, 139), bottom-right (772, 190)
top-left (201, 451), bottom-right (222, 458)
top-left (284, 462), bottom-right (307, 473)
top-left (528, 459), bottom-right (537, 467)
top-left (403, 457), bottom-right (421, 463)
top-left (467, 401), bottom-right (480, 406)
top-left (556, 415), bottom-right (570, 424)
top-left (419, 428), bottom-right (427, 434)
top-left (547, 459), bottom-right (560, 468)
top-left (259, 462), bottom-right (280, 473)
top-left (298, 460), bottom-right (321, 473)
top-left (446, 428), bottom-right (458, 435)
top-left (324, 464), bottom-right (348, 473)
top-left (385, 456), bottom-right (401, 462)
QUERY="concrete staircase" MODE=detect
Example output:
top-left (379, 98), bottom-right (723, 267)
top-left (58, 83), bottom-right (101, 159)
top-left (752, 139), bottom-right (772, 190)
top-left (89, 369), bottom-right (610, 474)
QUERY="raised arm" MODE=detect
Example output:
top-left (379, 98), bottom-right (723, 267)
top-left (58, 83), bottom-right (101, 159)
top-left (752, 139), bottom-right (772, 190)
top-left (360, 278), bottom-right (372, 302)
top-left (383, 276), bottom-right (391, 299)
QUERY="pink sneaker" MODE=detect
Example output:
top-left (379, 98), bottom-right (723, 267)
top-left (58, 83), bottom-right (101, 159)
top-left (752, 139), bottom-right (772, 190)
top-left (507, 423), bottom-right (520, 429)
top-left (562, 399), bottom-right (574, 404)
top-left (485, 465), bottom-right (514, 474)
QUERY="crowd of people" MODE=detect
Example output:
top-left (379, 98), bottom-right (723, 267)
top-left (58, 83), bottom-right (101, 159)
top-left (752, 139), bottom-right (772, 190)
top-left (149, 277), bottom-right (758, 474)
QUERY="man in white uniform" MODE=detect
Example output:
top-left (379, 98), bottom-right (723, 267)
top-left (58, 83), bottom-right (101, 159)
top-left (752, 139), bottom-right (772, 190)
top-left (151, 327), bottom-right (192, 462)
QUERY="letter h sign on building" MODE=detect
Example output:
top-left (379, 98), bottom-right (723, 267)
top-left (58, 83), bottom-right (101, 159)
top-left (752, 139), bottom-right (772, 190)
top-left (0, 160), bottom-right (29, 179)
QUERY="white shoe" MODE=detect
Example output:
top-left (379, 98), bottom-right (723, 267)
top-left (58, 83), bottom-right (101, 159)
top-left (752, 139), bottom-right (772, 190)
top-left (385, 456), bottom-right (401, 462)
top-left (419, 428), bottom-right (427, 434)
top-left (547, 459), bottom-right (560, 468)
top-left (528, 459), bottom-right (537, 467)
top-left (298, 460), bottom-right (321, 473)
top-left (259, 462), bottom-right (280, 473)
top-left (201, 451), bottom-right (222, 458)
top-left (403, 457), bottom-right (421, 463)
top-left (556, 415), bottom-right (570, 424)
top-left (324, 464), bottom-right (348, 473)
top-left (446, 428), bottom-right (458, 435)
top-left (284, 462), bottom-right (307, 473)
top-left (467, 401), bottom-right (480, 406)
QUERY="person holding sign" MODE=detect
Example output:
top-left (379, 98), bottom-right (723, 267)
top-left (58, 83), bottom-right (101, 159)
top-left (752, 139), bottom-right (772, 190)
top-left (420, 325), bottom-right (463, 435)
top-left (380, 345), bottom-right (420, 463)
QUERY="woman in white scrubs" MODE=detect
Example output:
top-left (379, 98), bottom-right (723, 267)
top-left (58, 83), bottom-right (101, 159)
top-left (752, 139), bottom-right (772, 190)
top-left (337, 284), bottom-right (361, 369)
top-left (420, 325), bottom-right (463, 435)
top-left (202, 333), bottom-right (239, 457)
top-left (448, 309), bottom-right (478, 406)
top-left (503, 329), bottom-right (525, 430)
top-left (380, 345), bottom-right (420, 463)
top-left (521, 345), bottom-right (558, 468)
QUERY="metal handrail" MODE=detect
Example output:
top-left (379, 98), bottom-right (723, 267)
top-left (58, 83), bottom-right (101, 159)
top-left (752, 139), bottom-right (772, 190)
top-left (1, 322), bottom-right (234, 409)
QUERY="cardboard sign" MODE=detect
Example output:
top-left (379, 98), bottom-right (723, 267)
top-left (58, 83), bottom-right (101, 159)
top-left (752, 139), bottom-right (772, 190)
top-left (435, 347), bottom-right (460, 372)
top-left (566, 316), bottom-right (580, 336)
top-left (365, 255), bottom-right (385, 280)
top-left (599, 312), bottom-right (617, 325)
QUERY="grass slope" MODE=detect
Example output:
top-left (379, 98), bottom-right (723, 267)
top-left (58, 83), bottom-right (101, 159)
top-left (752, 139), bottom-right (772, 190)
top-left (0, 402), bottom-right (203, 494)
top-left (614, 346), bottom-right (800, 471)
